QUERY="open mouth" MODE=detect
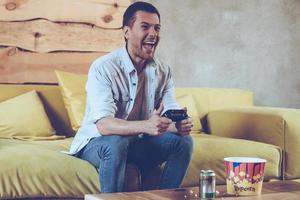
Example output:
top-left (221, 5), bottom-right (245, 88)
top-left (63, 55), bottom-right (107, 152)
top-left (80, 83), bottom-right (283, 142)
top-left (142, 41), bottom-right (156, 51)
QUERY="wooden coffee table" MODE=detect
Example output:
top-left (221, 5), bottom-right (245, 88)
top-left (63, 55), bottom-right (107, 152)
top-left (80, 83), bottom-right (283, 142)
top-left (85, 180), bottom-right (300, 200)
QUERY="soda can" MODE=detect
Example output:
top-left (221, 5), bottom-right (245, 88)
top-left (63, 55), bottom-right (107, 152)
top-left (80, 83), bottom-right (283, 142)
top-left (199, 169), bottom-right (216, 199)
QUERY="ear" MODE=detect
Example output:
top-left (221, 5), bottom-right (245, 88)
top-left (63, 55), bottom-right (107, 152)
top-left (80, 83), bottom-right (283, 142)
top-left (123, 26), bottom-right (130, 41)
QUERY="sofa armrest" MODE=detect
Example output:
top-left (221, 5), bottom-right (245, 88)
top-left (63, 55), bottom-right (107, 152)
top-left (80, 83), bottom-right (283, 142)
top-left (207, 106), bottom-right (300, 179)
top-left (182, 134), bottom-right (282, 186)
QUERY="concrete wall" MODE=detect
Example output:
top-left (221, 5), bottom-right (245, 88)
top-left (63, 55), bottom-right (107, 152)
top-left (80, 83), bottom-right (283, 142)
top-left (146, 0), bottom-right (300, 108)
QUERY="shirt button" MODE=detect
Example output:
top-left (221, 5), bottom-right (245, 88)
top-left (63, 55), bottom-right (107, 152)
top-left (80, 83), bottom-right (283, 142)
top-left (130, 98), bottom-right (133, 101)
top-left (133, 83), bottom-right (136, 86)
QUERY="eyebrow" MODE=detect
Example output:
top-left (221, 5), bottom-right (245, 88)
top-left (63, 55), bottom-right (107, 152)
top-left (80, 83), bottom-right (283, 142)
top-left (140, 21), bottom-right (161, 27)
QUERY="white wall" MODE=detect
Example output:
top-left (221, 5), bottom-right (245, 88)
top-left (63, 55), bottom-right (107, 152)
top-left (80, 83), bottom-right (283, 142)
top-left (147, 0), bottom-right (300, 108)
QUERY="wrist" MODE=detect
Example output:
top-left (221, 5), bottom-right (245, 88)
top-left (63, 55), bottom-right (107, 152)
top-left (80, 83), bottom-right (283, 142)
top-left (134, 120), bottom-right (148, 134)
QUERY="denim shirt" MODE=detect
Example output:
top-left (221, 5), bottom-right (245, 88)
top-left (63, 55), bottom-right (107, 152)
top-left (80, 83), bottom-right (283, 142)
top-left (68, 46), bottom-right (180, 155)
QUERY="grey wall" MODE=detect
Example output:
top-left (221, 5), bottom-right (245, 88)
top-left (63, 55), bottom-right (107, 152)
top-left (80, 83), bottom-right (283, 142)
top-left (146, 0), bottom-right (300, 108)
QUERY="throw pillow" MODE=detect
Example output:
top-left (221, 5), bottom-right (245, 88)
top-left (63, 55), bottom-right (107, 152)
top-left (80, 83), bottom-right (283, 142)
top-left (0, 90), bottom-right (57, 139)
top-left (55, 70), bottom-right (87, 133)
top-left (176, 95), bottom-right (202, 133)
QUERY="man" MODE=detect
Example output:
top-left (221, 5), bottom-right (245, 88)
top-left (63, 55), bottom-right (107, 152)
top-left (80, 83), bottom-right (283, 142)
top-left (69, 1), bottom-right (193, 193)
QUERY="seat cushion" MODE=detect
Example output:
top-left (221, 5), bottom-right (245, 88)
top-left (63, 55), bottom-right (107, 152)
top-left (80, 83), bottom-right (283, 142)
top-left (0, 138), bottom-right (140, 199)
top-left (181, 134), bottom-right (282, 187)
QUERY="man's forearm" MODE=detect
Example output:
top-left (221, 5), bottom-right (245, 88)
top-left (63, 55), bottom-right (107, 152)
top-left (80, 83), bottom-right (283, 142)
top-left (96, 117), bottom-right (146, 136)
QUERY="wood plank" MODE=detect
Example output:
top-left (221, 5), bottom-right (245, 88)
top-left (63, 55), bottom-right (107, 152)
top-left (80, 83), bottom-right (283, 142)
top-left (88, 0), bottom-right (131, 6)
top-left (0, 19), bottom-right (125, 53)
top-left (0, 0), bottom-right (131, 29)
top-left (85, 181), bottom-right (300, 200)
top-left (0, 47), bottom-right (107, 83)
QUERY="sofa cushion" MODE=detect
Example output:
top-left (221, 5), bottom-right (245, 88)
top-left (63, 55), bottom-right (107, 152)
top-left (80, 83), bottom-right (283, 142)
top-left (0, 84), bottom-right (73, 137)
top-left (181, 134), bottom-right (282, 187)
top-left (175, 88), bottom-right (254, 124)
top-left (55, 70), bottom-right (87, 133)
top-left (0, 91), bottom-right (61, 140)
top-left (207, 107), bottom-right (300, 180)
top-left (0, 138), bottom-right (140, 199)
top-left (177, 95), bottom-right (202, 133)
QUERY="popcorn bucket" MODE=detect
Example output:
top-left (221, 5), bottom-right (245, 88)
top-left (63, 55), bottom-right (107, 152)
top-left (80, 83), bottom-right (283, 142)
top-left (224, 157), bottom-right (267, 195)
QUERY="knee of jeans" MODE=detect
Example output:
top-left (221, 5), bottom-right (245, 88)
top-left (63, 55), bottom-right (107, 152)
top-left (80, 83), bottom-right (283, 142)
top-left (180, 135), bottom-right (193, 156)
top-left (100, 135), bottom-right (130, 157)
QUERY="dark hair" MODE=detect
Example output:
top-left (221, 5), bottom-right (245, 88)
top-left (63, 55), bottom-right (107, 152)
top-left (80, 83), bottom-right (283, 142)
top-left (122, 1), bottom-right (160, 28)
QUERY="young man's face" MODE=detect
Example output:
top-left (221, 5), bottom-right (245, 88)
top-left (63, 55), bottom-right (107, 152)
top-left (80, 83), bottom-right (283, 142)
top-left (124, 11), bottom-right (160, 63)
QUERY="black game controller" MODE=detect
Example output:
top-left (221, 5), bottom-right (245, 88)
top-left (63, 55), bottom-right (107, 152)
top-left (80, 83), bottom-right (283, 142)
top-left (162, 109), bottom-right (188, 122)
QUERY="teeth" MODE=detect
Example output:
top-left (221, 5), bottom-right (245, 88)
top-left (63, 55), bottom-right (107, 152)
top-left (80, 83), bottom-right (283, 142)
top-left (143, 44), bottom-right (154, 49)
top-left (144, 41), bottom-right (156, 45)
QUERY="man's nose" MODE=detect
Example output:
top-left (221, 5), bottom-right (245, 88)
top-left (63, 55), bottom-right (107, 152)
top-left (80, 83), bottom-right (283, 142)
top-left (148, 26), bottom-right (158, 37)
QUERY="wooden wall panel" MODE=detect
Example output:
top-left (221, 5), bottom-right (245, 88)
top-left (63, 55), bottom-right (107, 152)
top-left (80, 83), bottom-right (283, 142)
top-left (0, 19), bottom-right (124, 53)
top-left (0, 0), bottom-right (131, 28)
top-left (0, 0), bottom-right (131, 83)
top-left (0, 47), bottom-right (107, 83)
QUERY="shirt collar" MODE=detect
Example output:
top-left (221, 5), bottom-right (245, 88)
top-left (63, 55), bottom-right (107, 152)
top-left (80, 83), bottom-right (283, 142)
top-left (121, 45), bottom-right (156, 74)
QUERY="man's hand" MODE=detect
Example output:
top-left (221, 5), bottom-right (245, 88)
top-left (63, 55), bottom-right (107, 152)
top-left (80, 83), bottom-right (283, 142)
top-left (145, 103), bottom-right (172, 135)
top-left (175, 107), bottom-right (193, 135)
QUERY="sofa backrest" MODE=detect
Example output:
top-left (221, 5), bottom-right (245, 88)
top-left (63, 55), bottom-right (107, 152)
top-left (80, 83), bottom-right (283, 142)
top-left (175, 87), bottom-right (254, 124)
top-left (0, 84), bottom-right (254, 137)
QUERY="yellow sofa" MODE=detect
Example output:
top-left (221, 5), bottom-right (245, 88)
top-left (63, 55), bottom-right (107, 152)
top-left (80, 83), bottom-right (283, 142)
top-left (0, 83), bottom-right (296, 199)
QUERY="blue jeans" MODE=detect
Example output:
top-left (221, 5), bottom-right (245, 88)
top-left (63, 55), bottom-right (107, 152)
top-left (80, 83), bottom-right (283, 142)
top-left (78, 132), bottom-right (193, 193)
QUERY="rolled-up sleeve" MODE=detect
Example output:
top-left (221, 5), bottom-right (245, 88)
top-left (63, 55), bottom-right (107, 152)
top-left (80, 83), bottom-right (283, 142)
top-left (161, 66), bottom-right (181, 113)
top-left (86, 61), bottom-right (117, 123)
